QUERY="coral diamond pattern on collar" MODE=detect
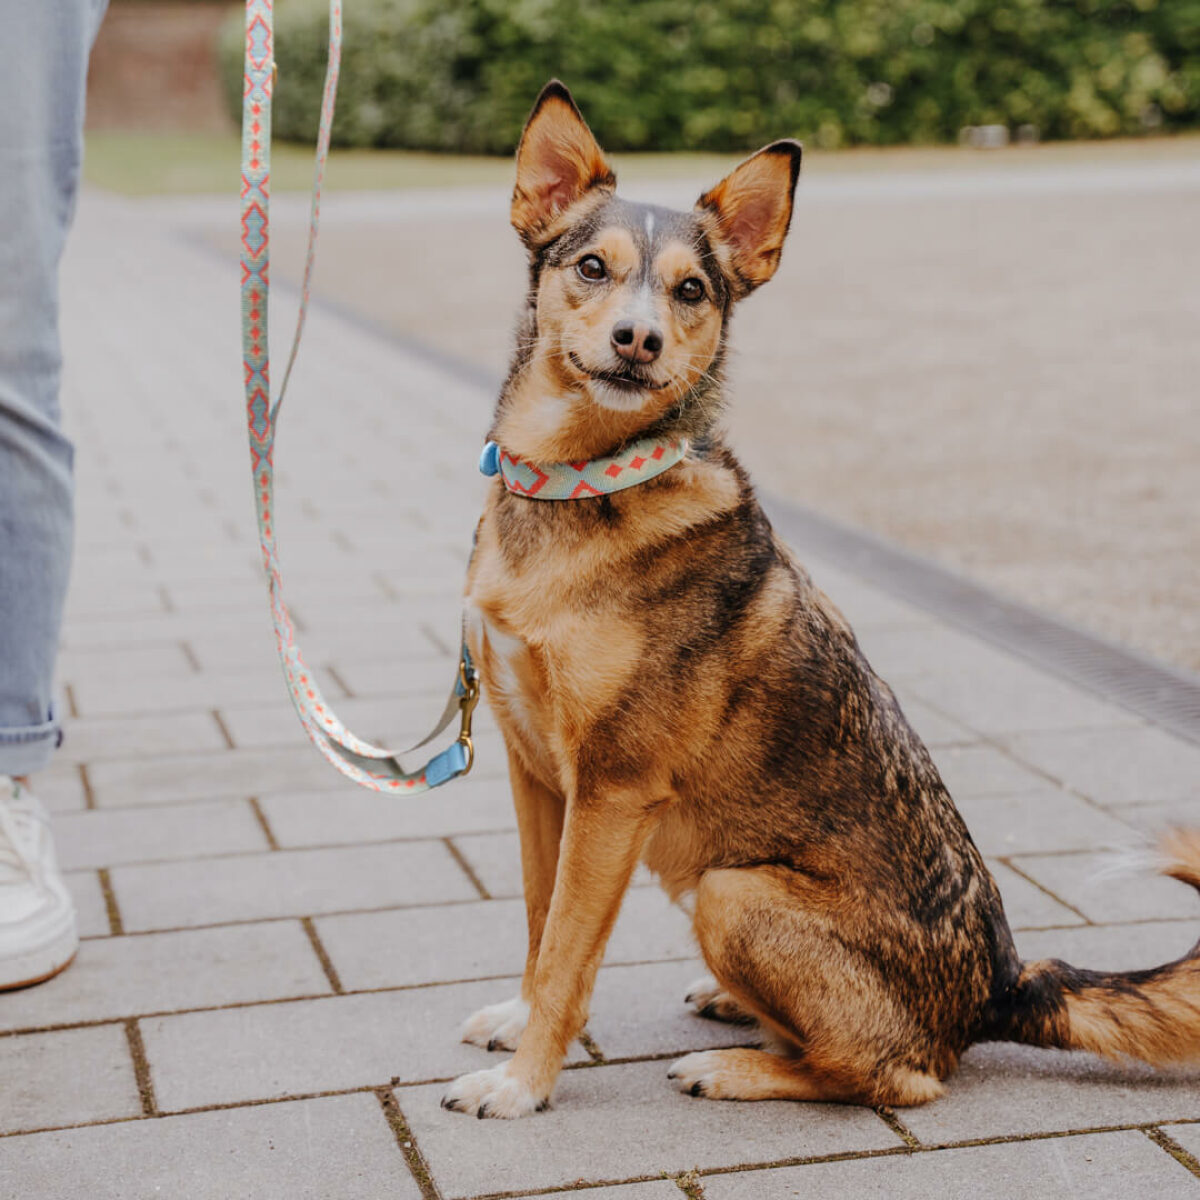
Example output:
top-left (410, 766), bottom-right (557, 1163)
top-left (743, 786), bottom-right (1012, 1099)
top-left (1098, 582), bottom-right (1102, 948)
top-left (480, 436), bottom-right (689, 500)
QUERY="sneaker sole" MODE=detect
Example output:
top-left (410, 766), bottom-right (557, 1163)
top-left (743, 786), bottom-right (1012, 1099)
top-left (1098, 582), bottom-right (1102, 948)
top-left (0, 918), bottom-right (79, 991)
top-left (0, 948), bottom-right (78, 991)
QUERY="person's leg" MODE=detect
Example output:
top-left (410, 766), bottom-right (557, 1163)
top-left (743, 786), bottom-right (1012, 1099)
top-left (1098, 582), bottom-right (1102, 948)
top-left (0, 0), bottom-right (109, 989)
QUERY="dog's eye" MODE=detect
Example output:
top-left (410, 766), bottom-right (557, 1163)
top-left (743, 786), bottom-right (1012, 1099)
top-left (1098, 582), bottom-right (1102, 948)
top-left (677, 278), bottom-right (705, 302)
top-left (577, 255), bottom-right (606, 282)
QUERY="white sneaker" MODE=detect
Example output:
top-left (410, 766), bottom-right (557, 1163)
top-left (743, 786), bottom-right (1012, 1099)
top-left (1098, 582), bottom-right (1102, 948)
top-left (0, 776), bottom-right (78, 990)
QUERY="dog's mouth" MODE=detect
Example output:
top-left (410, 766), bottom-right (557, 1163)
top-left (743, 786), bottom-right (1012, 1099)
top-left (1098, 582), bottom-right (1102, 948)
top-left (568, 352), bottom-right (670, 393)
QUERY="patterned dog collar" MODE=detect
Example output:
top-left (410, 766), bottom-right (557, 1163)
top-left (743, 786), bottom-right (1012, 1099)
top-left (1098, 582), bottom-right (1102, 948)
top-left (479, 436), bottom-right (689, 500)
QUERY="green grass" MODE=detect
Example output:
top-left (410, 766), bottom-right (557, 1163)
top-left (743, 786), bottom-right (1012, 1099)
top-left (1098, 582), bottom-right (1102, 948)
top-left (84, 128), bottom-right (1200, 197)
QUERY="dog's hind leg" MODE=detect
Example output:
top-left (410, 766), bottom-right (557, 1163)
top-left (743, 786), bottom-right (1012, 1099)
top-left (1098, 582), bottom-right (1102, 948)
top-left (675, 865), bottom-right (945, 1107)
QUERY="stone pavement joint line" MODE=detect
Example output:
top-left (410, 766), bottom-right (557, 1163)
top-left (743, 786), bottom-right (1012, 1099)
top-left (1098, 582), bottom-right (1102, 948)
top-left (1, 186), bottom-right (1196, 1196)
top-left (378, 1090), bottom-right (442, 1200)
top-left (1146, 1127), bottom-right (1200, 1180)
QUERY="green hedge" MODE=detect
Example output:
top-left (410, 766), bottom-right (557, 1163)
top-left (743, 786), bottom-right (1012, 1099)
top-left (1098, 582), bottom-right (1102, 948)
top-left (218, 0), bottom-right (1200, 151)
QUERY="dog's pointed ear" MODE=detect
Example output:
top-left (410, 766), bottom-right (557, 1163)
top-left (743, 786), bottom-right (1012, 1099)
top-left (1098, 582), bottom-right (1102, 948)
top-left (511, 81), bottom-right (616, 248)
top-left (696, 140), bottom-right (802, 298)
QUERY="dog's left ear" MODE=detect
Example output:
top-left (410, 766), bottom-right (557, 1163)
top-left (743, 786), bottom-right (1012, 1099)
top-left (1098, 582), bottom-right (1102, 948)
top-left (512, 80), bottom-right (616, 248)
top-left (696, 140), bottom-right (803, 298)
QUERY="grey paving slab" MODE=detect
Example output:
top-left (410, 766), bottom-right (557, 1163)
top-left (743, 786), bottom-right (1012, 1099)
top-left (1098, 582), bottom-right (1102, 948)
top-left (596, 886), bottom-right (699, 964)
top-left (316, 898), bottom-right (526, 991)
top-left (524, 1185), bottom-right (682, 1200)
top-left (110, 840), bottom-right (479, 932)
top-left (65, 869), bottom-right (113, 938)
top-left (890, 692), bottom-right (979, 749)
top-left (908, 660), bottom-right (1139, 737)
top-left (954, 788), bottom-right (1138, 855)
top-left (587, 959), bottom-right (760, 1061)
top-left (140, 979), bottom-right (587, 1112)
top-left (327, 654), bottom-right (472, 700)
top-left (54, 798), bottom-right (269, 870)
top-left (855, 624), bottom-right (1026, 684)
top-left (32, 764), bottom-right (89, 813)
top-left (1015, 919), bottom-right (1199, 972)
top-left (161, 576), bottom-right (290, 614)
top-left (1003, 726), bottom-right (1200, 807)
top-left (317, 886), bottom-right (696, 993)
top-left (64, 575), bottom-right (168, 620)
top-left (0, 1093), bottom-right (422, 1200)
top-left (988, 859), bottom-right (1087, 929)
top-left (178, 628), bottom-right (299, 675)
top-left (701, 1130), bottom-right (1199, 1199)
top-left (68, 666), bottom-right (326, 719)
top-left (1106, 799), bottom-right (1200, 836)
top-left (801, 562), bottom-right (933, 632)
top-left (57, 643), bottom-right (196, 685)
top-left (398, 1058), bottom-right (902, 1198)
top-left (58, 711), bottom-right (227, 763)
top-left (900, 1042), bottom-right (1200, 1143)
top-left (0, 1025), bottom-right (142, 1134)
top-left (86, 746), bottom-right (352, 806)
top-left (1011, 851), bottom-right (1200, 924)
top-left (258, 780), bottom-right (515, 848)
top-left (452, 830), bottom-right (655, 899)
top-left (933, 744), bottom-right (1054, 798)
top-left (59, 613), bottom-right (205, 654)
top-left (0, 921), bottom-right (329, 1033)
top-left (1169, 1122), bottom-right (1200, 1162)
top-left (220, 696), bottom-right (468, 751)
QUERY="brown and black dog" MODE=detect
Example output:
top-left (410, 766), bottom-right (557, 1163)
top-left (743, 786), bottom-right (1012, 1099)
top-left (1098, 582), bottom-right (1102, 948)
top-left (443, 80), bottom-right (1200, 1118)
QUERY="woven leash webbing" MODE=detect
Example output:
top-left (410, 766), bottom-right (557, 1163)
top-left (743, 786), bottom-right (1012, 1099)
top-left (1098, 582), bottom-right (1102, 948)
top-left (240, 0), bottom-right (476, 793)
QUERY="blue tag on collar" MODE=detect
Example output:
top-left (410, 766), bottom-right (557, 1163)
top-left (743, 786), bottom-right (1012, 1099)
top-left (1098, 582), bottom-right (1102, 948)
top-left (479, 441), bottom-right (501, 477)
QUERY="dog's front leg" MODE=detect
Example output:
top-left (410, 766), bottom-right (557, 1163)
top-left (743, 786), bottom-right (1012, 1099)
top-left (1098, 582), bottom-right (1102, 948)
top-left (442, 787), bottom-right (656, 1118)
top-left (461, 749), bottom-right (564, 1051)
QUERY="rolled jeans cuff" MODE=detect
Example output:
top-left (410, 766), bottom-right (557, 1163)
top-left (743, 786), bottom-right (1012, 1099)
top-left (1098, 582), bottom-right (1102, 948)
top-left (0, 702), bottom-right (64, 777)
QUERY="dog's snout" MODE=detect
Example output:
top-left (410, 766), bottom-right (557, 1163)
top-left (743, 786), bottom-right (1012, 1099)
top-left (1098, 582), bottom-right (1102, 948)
top-left (611, 320), bottom-right (663, 365)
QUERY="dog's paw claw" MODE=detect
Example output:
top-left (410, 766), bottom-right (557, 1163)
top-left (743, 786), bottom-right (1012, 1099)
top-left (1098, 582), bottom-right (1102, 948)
top-left (668, 1051), bottom-right (725, 1100)
top-left (461, 996), bottom-right (530, 1052)
top-left (683, 976), bottom-right (718, 1009)
top-left (441, 1061), bottom-right (547, 1119)
top-left (683, 976), bottom-right (755, 1025)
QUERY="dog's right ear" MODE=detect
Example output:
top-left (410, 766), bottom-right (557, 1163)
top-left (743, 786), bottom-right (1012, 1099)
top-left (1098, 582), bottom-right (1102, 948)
top-left (511, 81), bottom-right (616, 249)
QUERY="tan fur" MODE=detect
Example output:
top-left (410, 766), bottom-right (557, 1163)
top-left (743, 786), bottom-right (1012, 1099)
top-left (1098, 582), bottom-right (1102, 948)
top-left (1017, 830), bottom-right (1200, 1067)
top-left (510, 86), bottom-right (615, 248)
top-left (441, 81), bottom-right (1200, 1122)
top-left (696, 144), bottom-right (801, 295)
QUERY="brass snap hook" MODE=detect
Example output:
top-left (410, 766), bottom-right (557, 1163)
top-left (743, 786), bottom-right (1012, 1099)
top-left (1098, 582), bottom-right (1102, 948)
top-left (456, 662), bottom-right (481, 775)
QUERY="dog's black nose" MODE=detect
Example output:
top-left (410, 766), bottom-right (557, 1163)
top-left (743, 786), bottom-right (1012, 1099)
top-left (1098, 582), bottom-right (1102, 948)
top-left (611, 320), bottom-right (663, 365)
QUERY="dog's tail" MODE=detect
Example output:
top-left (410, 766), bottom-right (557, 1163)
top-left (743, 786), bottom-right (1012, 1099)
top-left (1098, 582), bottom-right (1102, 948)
top-left (989, 829), bottom-right (1200, 1065)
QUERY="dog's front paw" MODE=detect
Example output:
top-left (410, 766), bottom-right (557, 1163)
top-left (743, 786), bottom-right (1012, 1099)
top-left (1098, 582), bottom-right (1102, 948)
top-left (461, 996), bottom-right (530, 1051)
top-left (667, 1050), bottom-right (729, 1099)
top-left (684, 976), bottom-right (755, 1025)
top-left (441, 1061), bottom-right (548, 1119)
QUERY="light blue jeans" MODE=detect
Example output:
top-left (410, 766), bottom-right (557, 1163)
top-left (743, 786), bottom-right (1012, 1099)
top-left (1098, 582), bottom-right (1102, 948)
top-left (0, 0), bottom-right (108, 775)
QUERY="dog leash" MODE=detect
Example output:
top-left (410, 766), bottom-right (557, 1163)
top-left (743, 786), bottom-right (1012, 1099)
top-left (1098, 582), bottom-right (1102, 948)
top-left (240, 0), bottom-right (479, 793)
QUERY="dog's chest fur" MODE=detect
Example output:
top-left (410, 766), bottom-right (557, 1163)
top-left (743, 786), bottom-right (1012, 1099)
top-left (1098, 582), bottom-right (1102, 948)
top-left (464, 456), bottom-right (743, 797)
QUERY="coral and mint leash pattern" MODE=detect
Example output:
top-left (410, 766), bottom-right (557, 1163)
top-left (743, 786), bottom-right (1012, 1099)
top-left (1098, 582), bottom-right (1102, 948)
top-left (240, 0), bottom-right (477, 794)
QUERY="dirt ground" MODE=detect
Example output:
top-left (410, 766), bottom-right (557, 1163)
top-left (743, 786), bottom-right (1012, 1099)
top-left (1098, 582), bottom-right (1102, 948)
top-left (215, 142), bottom-right (1200, 672)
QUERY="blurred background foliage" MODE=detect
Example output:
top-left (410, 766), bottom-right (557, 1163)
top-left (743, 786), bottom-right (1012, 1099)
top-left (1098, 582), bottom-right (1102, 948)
top-left (219, 0), bottom-right (1200, 152)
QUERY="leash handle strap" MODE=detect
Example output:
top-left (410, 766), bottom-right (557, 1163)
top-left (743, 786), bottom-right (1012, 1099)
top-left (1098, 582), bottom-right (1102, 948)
top-left (240, 0), bottom-right (477, 793)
